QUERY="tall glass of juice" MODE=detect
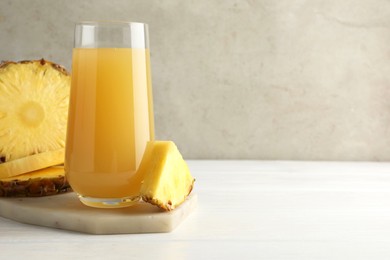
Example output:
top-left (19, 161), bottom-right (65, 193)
top-left (65, 21), bottom-right (154, 208)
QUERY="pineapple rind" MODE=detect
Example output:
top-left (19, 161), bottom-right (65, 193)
top-left (0, 166), bottom-right (71, 197)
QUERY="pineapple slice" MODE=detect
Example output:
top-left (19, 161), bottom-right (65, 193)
top-left (0, 148), bottom-right (64, 179)
top-left (139, 141), bottom-right (195, 211)
top-left (0, 166), bottom-right (71, 197)
top-left (0, 59), bottom-right (70, 178)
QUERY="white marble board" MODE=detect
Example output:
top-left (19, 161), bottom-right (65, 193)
top-left (0, 192), bottom-right (197, 234)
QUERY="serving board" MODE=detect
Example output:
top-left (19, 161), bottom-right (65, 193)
top-left (0, 192), bottom-right (197, 234)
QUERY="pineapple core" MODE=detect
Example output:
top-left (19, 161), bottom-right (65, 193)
top-left (139, 141), bottom-right (195, 211)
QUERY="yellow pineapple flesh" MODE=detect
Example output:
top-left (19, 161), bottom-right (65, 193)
top-left (0, 59), bottom-right (70, 179)
top-left (139, 141), bottom-right (195, 211)
top-left (0, 148), bottom-right (64, 179)
top-left (0, 166), bottom-right (71, 197)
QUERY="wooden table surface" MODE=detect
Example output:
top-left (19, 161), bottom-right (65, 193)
top-left (2, 160), bottom-right (390, 259)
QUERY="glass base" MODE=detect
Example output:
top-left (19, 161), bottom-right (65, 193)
top-left (78, 194), bottom-right (140, 208)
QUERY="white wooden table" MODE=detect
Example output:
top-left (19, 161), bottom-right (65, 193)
top-left (2, 160), bottom-right (390, 259)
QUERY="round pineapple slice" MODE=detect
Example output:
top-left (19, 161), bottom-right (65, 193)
top-left (0, 59), bottom-right (70, 177)
top-left (0, 148), bottom-right (64, 179)
top-left (0, 166), bottom-right (71, 197)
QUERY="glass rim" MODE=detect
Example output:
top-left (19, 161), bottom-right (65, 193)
top-left (74, 20), bottom-right (149, 49)
top-left (75, 20), bottom-right (148, 27)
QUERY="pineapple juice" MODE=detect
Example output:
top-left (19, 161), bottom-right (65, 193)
top-left (65, 48), bottom-right (154, 200)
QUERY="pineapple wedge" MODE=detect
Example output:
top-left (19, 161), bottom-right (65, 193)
top-left (0, 166), bottom-right (71, 197)
top-left (139, 141), bottom-right (195, 211)
top-left (0, 59), bottom-right (70, 178)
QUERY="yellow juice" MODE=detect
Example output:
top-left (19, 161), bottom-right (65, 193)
top-left (65, 48), bottom-right (154, 199)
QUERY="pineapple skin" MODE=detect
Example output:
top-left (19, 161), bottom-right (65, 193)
top-left (0, 166), bottom-right (71, 197)
top-left (142, 184), bottom-right (194, 211)
top-left (0, 59), bottom-right (69, 76)
top-left (140, 141), bottom-right (195, 211)
top-left (0, 176), bottom-right (70, 197)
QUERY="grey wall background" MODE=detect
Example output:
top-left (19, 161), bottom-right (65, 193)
top-left (1, 0), bottom-right (390, 160)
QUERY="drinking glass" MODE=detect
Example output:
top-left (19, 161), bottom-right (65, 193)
top-left (65, 21), bottom-right (154, 208)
